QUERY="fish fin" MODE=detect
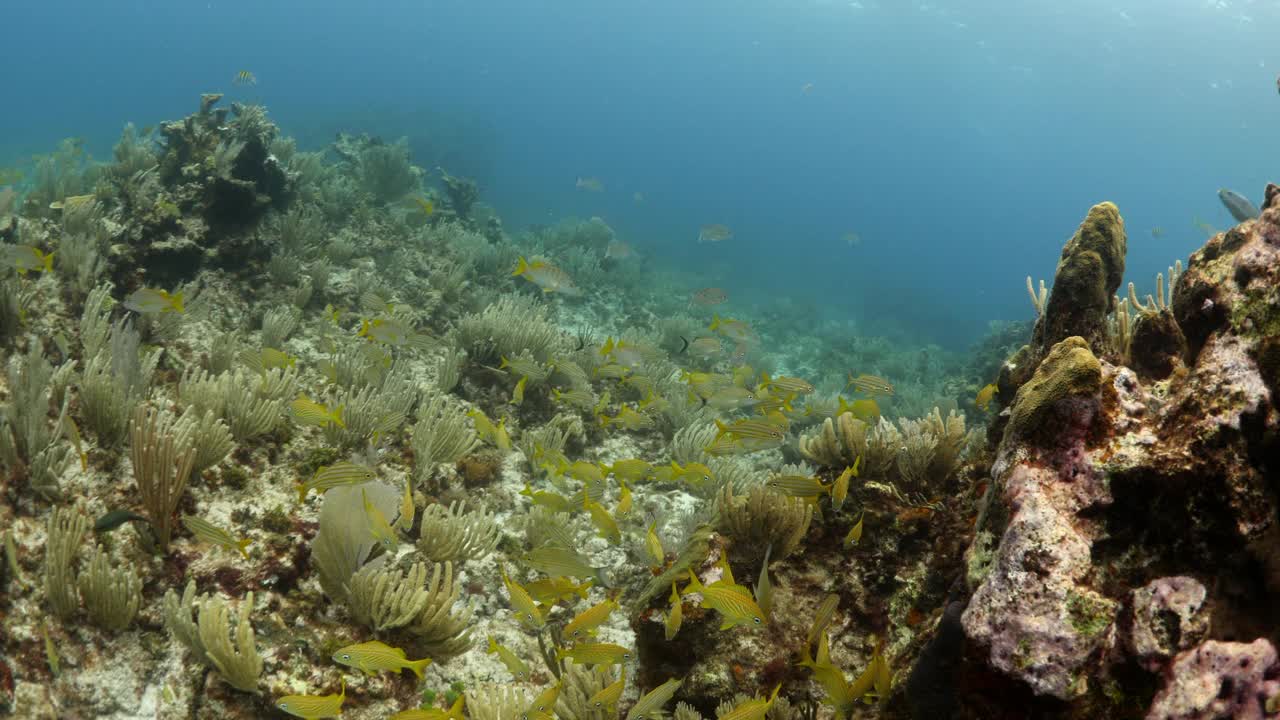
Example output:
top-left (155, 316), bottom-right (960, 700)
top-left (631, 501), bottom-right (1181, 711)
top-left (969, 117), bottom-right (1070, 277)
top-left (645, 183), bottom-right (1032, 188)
top-left (42, 251), bottom-right (55, 273)
top-left (677, 336), bottom-right (689, 354)
top-left (170, 292), bottom-right (185, 314)
top-left (296, 484), bottom-right (308, 504)
top-left (406, 657), bottom-right (432, 679)
top-left (513, 257), bottom-right (529, 276)
top-left (236, 538), bottom-right (251, 560)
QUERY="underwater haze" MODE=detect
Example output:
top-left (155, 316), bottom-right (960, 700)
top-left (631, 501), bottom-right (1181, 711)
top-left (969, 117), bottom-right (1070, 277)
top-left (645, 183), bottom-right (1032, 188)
top-left (6, 0), bottom-right (1278, 347)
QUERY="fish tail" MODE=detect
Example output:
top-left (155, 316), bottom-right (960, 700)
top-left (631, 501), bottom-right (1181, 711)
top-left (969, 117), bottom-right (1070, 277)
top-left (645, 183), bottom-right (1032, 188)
top-left (170, 292), bottom-right (185, 314)
top-left (42, 251), bottom-right (55, 273)
top-left (513, 257), bottom-right (530, 276)
top-left (713, 419), bottom-right (730, 439)
top-left (296, 484), bottom-right (309, 504)
top-left (447, 696), bottom-right (465, 719)
top-left (331, 406), bottom-right (346, 428)
top-left (406, 657), bottom-right (432, 679)
top-left (236, 538), bottom-right (252, 560)
top-left (487, 636), bottom-right (499, 653)
top-left (677, 336), bottom-right (689, 354)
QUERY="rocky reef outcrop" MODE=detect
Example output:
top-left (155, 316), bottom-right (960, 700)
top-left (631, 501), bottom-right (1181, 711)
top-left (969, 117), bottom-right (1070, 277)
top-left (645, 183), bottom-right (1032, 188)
top-left (953, 187), bottom-right (1280, 717)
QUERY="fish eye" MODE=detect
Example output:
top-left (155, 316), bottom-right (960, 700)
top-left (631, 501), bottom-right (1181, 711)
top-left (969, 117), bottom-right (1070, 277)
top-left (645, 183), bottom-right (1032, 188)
top-left (753, 617), bottom-right (762, 624)
top-left (342, 653), bottom-right (351, 660)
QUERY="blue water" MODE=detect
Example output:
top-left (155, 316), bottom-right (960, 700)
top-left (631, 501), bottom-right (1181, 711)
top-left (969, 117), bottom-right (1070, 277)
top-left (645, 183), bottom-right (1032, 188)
top-left (6, 0), bottom-right (1277, 348)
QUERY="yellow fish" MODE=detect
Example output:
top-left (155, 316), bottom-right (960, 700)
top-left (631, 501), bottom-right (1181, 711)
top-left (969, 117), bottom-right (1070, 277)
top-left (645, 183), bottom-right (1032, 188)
top-left (277, 680), bottom-right (345, 719)
top-left (697, 224), bottom-right (733, 243)
top-left (627, 679), bottom-right (683, 720)
top-left (714, 418), bottom-right (785, 443)
top-left (831, 459), bottom-right (859, 512)
top-left (846, 373), bottom-right (894, 397)
top-left (234, 70), bottom-right (257, 86)
top-left (645, 520), bottom-right (665, 566)
top-left (563, 598), bottom-right (619, 639)
top-left (332, 640), bottom-right (431, 678)
top-left (526, 683), bottom-right (562, 717)
top-left (2, 245), bottom-right (54, 275)
top-left (124, 287), bottom-right (184, 314)
top-left (555, 642), bottom-right (633, 667)
top-left (396, 478), bottom-right (416, 532)
top-left (524, 576), bottom-right (593, 606)
top-left (837, 395), bottom-right (880, 423)
top-left (512, 375), bottom-right (528, 405)
top-left (513, 256), bottom-right (581, 296)
top-left (976, 383), bottom-right (998, 412)
top-left (500, 565), bottom-right (547, 630)
top-left (413, 196), bottom-right (435, 216)
top-left (180, 515), bottom-right (251, 560)
top-left (583, 496), bottom-right (622, 544)
top-left (589, 675), bottom-right (626, 711)
top-left (843, 512), bottom-right (864, 547)
top-left (760, 372), bottom-right (814, 395)
top-left (615, 479), bottom-right (633, 518)
top-left (359, 317), bottom-right (414, 346)
top-left (599, 405), bottom-right (654, 431)
top-left (297, 462), bottom-right (377, 502)
top-left (664, 583), bottom-right (682, 640)
top-left (291, 394), bottom-right (345, 429)
top-left (766, 474), bottom-right (830, 499)
top-left (390, 696), bottom-right (465, 720)
top-left (576, 176), bottom-right (605, 192)
top-left (603, 459), bottom-right (653, 483)
top-left (363, 489), bottom-right (399, 551)
top-left (486, 635), bottom-right (531, 680)
top-left (717, 685), bottom-right (781, 720)
top-left (682, 570), bottom-right (767, 630)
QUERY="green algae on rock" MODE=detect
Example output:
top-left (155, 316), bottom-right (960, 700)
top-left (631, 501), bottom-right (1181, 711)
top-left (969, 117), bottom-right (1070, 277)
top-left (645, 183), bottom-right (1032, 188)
top-left (1034, 201), bottom-right (1127, 354)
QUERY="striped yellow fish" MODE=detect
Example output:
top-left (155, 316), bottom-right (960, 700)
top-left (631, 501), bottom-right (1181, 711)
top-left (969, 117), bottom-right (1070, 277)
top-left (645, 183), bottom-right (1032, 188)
top-left (754, 544), bottom-right (774, 619)
top-left (718, 685), bottom-right (781, 720)
top-left (500, 565), bottom-right (547, 630)
top-left (626, 679), bottom-right (683, 720)
top-left (520, 545), bottom-right (605, 582)
top-left (615, 479), bottom-right (633, 518)
top-left (765, 474), bottom-right (830, 499)
top-left (389, 695), bottom-right (465, 720)
top-left (555, 642), bottom-right (633, 667)
top-left (524, 576), bottom-right (593, 606)
top-left (277, 680), bottom-right (344, 719)
top-left (563, 598), bottom-right (619, 640)
top-left (846, 373), bottom-right (894, 397)
top-left (599, 405), bottom-right (654, 431)
top-left (553, 387), bottom-right (596, 409)
top-left (682, 570), bottom-right (767, 630)
top-left (297, 462), bottom-right (377, 502)
top-left (831, 459), bottom-right (859, 512)
top-left (558, 459), bottom-right (606, 484)
top-left (291, 394), bottom-right (345, 429)
top-left (181, 515), bottom-right (251, 559)
top-left (234, 70), bottom-right (257, 85)
top-left (645, 520), bottom-right (665, 566)
top-left (589, 675), bottom-right (626, 711)
top-left (976, 383), bottom-right (998, 412)
top-left (604, 458), bottom-right (653, 483)
top-left (843, 512), bottom-right (864, 548)
top-left (526, 683), bottom-right (562, 717)
top-left (519, 484), bottom-right (576, 513)
top-left (837, 396), bottom-right (880, 423)
top-left (761, 372), bottom-right (814, 395)
top-left (513, 256), bottom-right (581, 296)
top-left (501, 355), bottom-right (552, 381)
top-left (583, 496), bottom-right (621, 544)
top-left (665, 583), bottom-right (682, 640)
top-left (396, 479), bottom-right (416, 531)
top-left (714, 418), bottom-right (785, 442)
top-left (487, 636), bottom-right (531, 680)
top-left (807, 594), bottom-right (840, 651)
top-left (332, 640), bottom-right (431, 678)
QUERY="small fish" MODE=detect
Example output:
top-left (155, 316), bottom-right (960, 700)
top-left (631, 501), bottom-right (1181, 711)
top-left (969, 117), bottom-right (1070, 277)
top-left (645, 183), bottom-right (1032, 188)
top-left (645, 520), bottom-right (665, 566)
top-left (277, 680), bottom-right (345, 719)
top-left (1, 245), bottom-right (54, 275)
top-left (975, 383), bottom-right (998, 412)
top-left (768, 474), bottom-right (829, 497)
top-left (332, 640), bottom-right (431, 678)
top-left (512, 375), bottom-right (528, 405)
top-left (682, 569), bottom-right (768, 630)
top-left (520, 484), bottom-right (575, 513)
top-left (632, 191), bottom-right (645, 203)
top-left (717, 685), bottom-right (781, 720)
top-left (521, 545), bottom-right (606, 582)
top-left (124, 287), bottom-right (184, 314)
top-left (181, 515), bottom-right (251, 559)
top-left (524, 576), bottom-right (593, 606)
top-left (846, 373), bottom-right (894, 397)
top-left (363, 489), bottom-right (399, 550)
top-left (615, 479), bottom-right (633, 518)
top-left (492, 419), bottom-right (512, 451)
top-left (1218, 188), bottom-right (1260, 222)
top-left (761, 372), bottom-right (814, 395)
top-left (396, 479), bottom-right (416, 532)
top-left (501, 355), bottom-right (552, 381)
top-left (837, 396), bottom-right (880, 423)
top-left (297, 462), bottom-right (377, 502)
top-left (94, 509), bottom-right (150, 533)
top-left (697, 223), bottom-right (734, 243)
top-left (526, 683), bottom-right (563, 717)
top-left (703, 386), bottom-right (760, 412)
top-left (690, 287), bottom-right (728, 306)
top-left (703, 435), bottom-right (782, 457)
top-left (594, 363), bottom-right (633, 380)
top-left (513, 256), bottom-right (582, 296)
top-left (807, 594), bottom-right (840, 649)
top-left (583, 496), bottom-right (622, 544)
top-left (390, 696), bottom-right (465, 720)
top-left (291, 394), bottom-right (345, 429)
top-left (557, 459), bottom-right (606, 484)
top-left (626, 679), bottom-right (683, 720)
top-left (564, 598), bottom-right (619, 639)
top-left (754, 544), bottom-right (774, 619)
top-left (680, 335), bottom-right (723, 358)
top-left (576, 176), bottom-right (605, 192)
top-left (714, 418), bottom-right (785, 443)
top-left (359, 317), bottom-right (415, 346)
top-left (831, 460), bottom-right (858, 512)
top-left (589, 675), bottom-right (626, 711)
top-left (605, 240), bottom-right (634, 260)
top-left (603, 458), bottom-right (652, 483)
top-left (664, 583), bottom-right (683, 640)
top-left (413, 196), bottom-right (435, 216)
top-left (555, 642), bottom-right (633, 667)
top-left (843, 231), bottom-right (862, 247)
top-left (553, 387), bottom-right (596, 409)
top-left (1150, 226), bottom-right (1165, 239)
top-left (255, 347), bottom-right (297, 371)
top-left (708, 314), bottom-right (757, 344)
top-left (801, 82), bottom-right (814, 94)
top-left (600, 405), bottom-right (655, 431)
top-left (501, 564), bottom-right (548, 630)
top-left (1191, 216), bottom-right (1219, 237)
top-left (843, 512), bottom-right (864, 547)
top-left (234, 70), bottom-right (257, 86)
top-left (42, 622), bottom-right (59, 676)
top-left (487, 636), bottom-right (531, 680)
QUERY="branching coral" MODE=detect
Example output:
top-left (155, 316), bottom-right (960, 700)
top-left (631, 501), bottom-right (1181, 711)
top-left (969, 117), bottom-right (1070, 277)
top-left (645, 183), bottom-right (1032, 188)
top-left (357, 138), bottom-right (418, 203)
top-left (78, 545), bottom-right (142, 631)
top-left (716, 484), bottom-right (812, 562)
top-left (0, 341), bottom-right (75, 498)
top-left (130, 404), bottom-right (198, 551)
top-left (312, 482), bottom-right (401, 601)
top-left (162, 580), bottom-right (263, 693)
top-left (44, 505), bottom-right (89, 619)
top-left (456, 293), bottom-right (568, 363)
top-left (411, 394), bottom-right (480, 471)
top-left (417, 501), bottom-right (500, 563)
top-left (346, 559), bottom-right (434, 632)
